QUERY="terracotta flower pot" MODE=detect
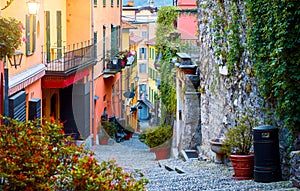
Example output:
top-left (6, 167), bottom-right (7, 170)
top-left (230, 154), bottom-right (254, 180)
top-left (99, 137), bottom-right (109, 145)
top-left (151, 147), bottom-right (170, 160)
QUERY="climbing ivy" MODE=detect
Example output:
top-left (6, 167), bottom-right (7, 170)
top-left (211, 0), bottom-right (245, 74)
top-left (155, 6), bottom-right (180, 126)
top-left (246, 0), bottom-right (300, 132)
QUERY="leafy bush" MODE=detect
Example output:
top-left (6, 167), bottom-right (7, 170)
top-left (0, 17), bottom-right (24, 59)
top-left (222, 112), bottom-right (258, 155)
top-left (139, 125), bottom-right (173, 148)
top-left (0, 116), bottom-right (148, 190)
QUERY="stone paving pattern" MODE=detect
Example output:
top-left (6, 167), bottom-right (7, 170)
top-left (92, 134), bottom-right (299, 191)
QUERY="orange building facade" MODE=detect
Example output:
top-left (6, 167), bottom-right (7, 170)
top-left (0, 0), bottom-right (124, 146)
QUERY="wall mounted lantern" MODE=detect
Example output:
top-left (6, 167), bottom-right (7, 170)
top-left (133, 76), bottom-right (139, 82)
top-left (26, 0), bottom-right (40, 15)
top-left (8, 51), bottom-right (23, 68)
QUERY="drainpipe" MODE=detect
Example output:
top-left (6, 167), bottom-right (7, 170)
top-left (4, 66), bottom-right (8, 119)
top-left (91, 1), bottom-right (96, 145)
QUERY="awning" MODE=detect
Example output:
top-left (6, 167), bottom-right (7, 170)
top-left (9, 64), bottom-right (46, 96)
top-left (103, 74), bottom-right (115, 78)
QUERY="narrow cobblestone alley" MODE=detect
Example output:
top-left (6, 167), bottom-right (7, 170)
top-left (91, 134), bottom-right (298, 191)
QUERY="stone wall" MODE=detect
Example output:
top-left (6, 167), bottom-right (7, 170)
top-left (290, 151), bottom-right (300, 188)
top-left (195, 0), bottom-right (297, 180)
top-left (196, 0), bottom-right (266, 161)
top-left (174, 70), bottom-right (201, 153)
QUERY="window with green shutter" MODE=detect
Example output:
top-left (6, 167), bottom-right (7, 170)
top-left (117, 0), bottom-right (119, 6)
top-left (111, 0), bottom-right (113, 6)
top-left (45, 11), bottom-right (50, 62)
top-left (56, 11), bottom-right (62, 59)
top-left (103, 0), bottom-right (106, 7)
top-left (94, 0), bottom-right (97, 6)
top-left (103, 25), bottom-right (106, 69)
top-left (111, 24), bottom-right (118, 56)
top-left (25, 14), bottom-right (36, 56)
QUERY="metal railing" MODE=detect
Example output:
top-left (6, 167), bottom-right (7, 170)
top-left (43, 40), bottom-right (96, 73)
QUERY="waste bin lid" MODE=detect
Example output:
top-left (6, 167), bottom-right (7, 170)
top-left (253, 125), bottom-right (276, 130)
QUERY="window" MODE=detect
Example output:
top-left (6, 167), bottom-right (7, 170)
top-left (102, 25), bottom-right (106, 69)
top-left (141, 31), bottom-right (148, 38)
top-left (103, 0), bottom-right (106, 6)
top-left (139, 47), bottom-right (147, 59)
top-left (56, 11), bottom-right (62, 59)
top-left (45, 11), bottom-right (50, 62)
top-left (111, 24), bottom-right (118, 56)
top-left (117, 0), bottom-right (119, 6)
top-left (94, 0), bottom-right (98, 6)
top-left (139, 63), bottom-right (147, 73)
top-left (111, 0), bottom-right (113, 6)
top-left (25, 14), bottom-right (37, 56)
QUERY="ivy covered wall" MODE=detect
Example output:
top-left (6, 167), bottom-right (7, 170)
top-left (197, 0), bottom-right (300, 179)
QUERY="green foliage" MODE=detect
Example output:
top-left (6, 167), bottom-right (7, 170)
top-left (222, 110), bottom-right (258, 155)
top-left (0, 117), bottom-right (148, 190)
top-left (0, 17), bottom-right (24, 59)
top-left (155, 6), bottom-right (180, 126)
top-left (155, 6), bottom-right (180, 58)
top-left (210, 1), bottom-right (245, 74)
top-left (246, 0), bottom-right (300, 132)
top-left (100, 121), bottom-right (117, 138)
top-left (139, 125), bottom-right (173, 148)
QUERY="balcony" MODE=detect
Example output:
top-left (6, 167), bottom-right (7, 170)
top-left (43, 40), bottom-right (96, 75)
top-left (102, 50), bottom-right (136, 75)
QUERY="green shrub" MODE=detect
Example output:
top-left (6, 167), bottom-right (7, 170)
top-left (0, 116), bottom-right (148, 190)
top-left (222, 112), bottom-right (258, 155)
top-left (139, 125), bottom-right (173, 148)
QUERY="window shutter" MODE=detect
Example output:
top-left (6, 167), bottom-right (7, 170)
top-left (111, 0), bottom-right (113, 6)
top-left (57, 11), bottom-right (62, 58)
top-left (33, 15), bottom-right (36, 52)
top-left (103, 26), bottom-right (106, 67)
top-left (45, 11), bottom-right (51, 62)
top-left (94, 31), bottom-right (97, 59)
top-left (103, 0), bottom-right (106, 7)
top-left (25, 15), bottom-right (31, 55)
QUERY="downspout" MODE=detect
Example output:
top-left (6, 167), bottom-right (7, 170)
top-left (91, 0), bottom-right (96, 145)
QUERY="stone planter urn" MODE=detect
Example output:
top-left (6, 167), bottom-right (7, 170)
top-left (209, 138), bottom-right (226, 164)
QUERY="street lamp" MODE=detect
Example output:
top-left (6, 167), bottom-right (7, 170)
top-left (133, 76), bottom-right (139, 82)
top-left (26, 0), bottom-right (40, 15)
top-left (7, 51), bottom-right (23, 68)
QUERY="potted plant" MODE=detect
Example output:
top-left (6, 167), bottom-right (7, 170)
top-left (98, 121), bottom-right (116, 145)
top-left (124, 125), bottom-right (135, 140)
top-left (139, 125), bottom-right (173, 160)
top-left (222, 110), bottom-right (258, 180)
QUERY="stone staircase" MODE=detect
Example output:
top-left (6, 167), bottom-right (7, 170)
top-left (143, 159), bottom-right (297, 191)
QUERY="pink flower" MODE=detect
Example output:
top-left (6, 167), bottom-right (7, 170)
top-left (22, 37), bottom-right (27, 43)
top-left (19, 24), bottom-right (25, 30)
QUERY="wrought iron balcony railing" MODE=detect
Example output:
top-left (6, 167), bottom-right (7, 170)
top-left (42, 40), bottom-right (96, 74)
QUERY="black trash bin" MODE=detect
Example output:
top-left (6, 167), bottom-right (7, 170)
top-left (253, 125), bottom-right (281, 182)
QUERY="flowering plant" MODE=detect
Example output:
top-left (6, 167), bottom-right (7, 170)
top-left (0, 17), bottom-right (25, 59)
top-left (0, 116), bottom-right (149, 190)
